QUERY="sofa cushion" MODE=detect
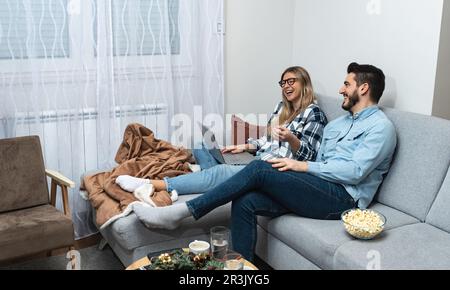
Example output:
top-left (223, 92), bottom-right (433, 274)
top-left (257, 203), bottom-right (418, 269)
top-left (231, 115), bottom-right (266, 145)
top-left (0, 204), bottom-right (74, 261)
top-left (316, 95), bottom-right (345, 121)
top-left (258, 215), bottom-right (347, 269)
top-left (375, 109), bottom-right (450, 221)
top-left (108, 194), bottom-right (231, 250)
top-left (0, 136), bottom-right (49, 213)
top-left (368, 203), bottom-right (420, 229)
top-left (334, 223), bottom-right (450, 269)
top-left (256, 225), bottom-right (320, 270)
top-left (426, 168), bottom-right (450, 233)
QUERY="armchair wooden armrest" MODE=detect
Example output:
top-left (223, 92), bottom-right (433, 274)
top-left (45, 169), bottom-right (75, 217)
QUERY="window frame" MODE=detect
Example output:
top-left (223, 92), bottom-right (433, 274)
top-left (0, 0), bottom-right (190, 80)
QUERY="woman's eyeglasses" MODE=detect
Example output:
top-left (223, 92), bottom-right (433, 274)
top-left (278, 78), bottom-right (298, 88)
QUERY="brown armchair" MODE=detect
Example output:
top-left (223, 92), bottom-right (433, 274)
top-left (0, 136), bottom-right (75, 264)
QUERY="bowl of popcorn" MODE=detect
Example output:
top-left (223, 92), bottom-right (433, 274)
top-left (341, 208), bottom-right (386, 240)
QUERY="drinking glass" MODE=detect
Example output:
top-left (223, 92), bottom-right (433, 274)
top-left (269, 114), bottom-right (283, 158)
top-left (223, 252), bottom-right (244, 270)
top-left (210, 226), bottom-right (230, 260)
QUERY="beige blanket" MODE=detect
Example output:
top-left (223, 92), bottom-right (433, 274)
top-left (83, 123), bottom-right (194, 227)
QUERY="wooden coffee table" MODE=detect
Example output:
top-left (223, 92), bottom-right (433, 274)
top-left (126, 249), bottom-right (258, 270)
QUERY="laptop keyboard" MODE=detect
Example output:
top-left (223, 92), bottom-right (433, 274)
top-left (223, 152), bottom-right (255, 165)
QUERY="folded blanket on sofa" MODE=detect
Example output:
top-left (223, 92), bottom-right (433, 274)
top-left (82, 123), bottom-right (194, 227)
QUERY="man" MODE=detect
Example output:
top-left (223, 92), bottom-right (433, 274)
top-left (132, 62), bottom-right (397, 261)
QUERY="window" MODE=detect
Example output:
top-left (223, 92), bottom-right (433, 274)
top-left (0, 0), bottom-right (181, 62)
top-left (0, 0), bottom-right (69, 59)
top-left (110, 0), bottom-right (180, 56)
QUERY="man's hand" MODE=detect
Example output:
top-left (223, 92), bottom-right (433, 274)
top-left (267, 158), bottom-right (308, 172)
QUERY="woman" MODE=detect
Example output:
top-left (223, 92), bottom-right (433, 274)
top-left (116, 66), bottom-right (327, 197)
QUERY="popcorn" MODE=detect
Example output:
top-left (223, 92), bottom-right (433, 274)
top-left (341, 209), bottom-right (385, 239)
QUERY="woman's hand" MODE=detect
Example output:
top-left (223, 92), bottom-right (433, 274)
top-left (272, 126), bottom-right (301, 152)
top-left (221, 144), bottom-right (246, 154)
top-left (272, 126), bottom-right (295, 143)
top-left (267, 158), bottom-right (308, 172)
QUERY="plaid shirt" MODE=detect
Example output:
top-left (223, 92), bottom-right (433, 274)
top-left (248, 101), bottom-right (327, 161)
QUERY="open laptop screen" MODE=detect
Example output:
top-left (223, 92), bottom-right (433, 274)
top-left (200, 124), bottom-right (226, 164)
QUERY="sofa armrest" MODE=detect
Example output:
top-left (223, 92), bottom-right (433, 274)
top-left (46, 169), bottom-right (74, 217)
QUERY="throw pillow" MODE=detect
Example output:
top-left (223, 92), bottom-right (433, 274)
top-left (231, 115), bottom-right (266, 145)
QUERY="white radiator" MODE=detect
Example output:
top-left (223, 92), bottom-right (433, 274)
top-left (10, 103), bottom-right (169, 173)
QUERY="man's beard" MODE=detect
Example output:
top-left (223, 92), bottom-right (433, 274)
top-left (342, 91), bottom-right (359, 111)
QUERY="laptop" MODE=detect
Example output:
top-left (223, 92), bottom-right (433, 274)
top-left (200, 124), bottom-right (256, 165)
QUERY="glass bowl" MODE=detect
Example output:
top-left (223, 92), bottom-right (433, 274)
top-left (341, 208), bottom-right (386, 240)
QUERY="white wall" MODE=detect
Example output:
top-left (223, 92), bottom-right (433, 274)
top-left (225, 0), bottom-right (296, 117)
top-left (291, 0), bottom-right (444, 115)
top-left (433, 0), bottom-right (450, 120)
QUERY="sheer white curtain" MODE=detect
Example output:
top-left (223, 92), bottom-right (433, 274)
top-left (0, 0), bottom-right (224, 239)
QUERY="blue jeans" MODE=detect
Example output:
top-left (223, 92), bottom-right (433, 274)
top-left (164, 164), bottom-right (245, 195)
top-left (186, 160), bottom-right (356, 262)
top-left (163, 145), bottom-right (245, 194)
top-left (191, 144), bottom-right (220, 170)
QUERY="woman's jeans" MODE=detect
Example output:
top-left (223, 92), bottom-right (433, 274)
top-left (164, 145), bottom-right (245, 194)
top-left (185, 160), bottom-right (356, 262)
top-left (191, 144), bottom-right (221, 170)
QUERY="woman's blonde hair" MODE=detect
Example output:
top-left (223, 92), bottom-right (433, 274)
top-left (268, 66), bottom-right (316, 135)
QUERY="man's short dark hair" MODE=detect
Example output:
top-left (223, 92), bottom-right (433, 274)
top-left (347, 62), bottom-right (385, 103)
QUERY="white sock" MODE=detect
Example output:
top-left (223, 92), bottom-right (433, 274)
top-left (133, 202), bottom-right (191, 230)
top-left (188, 163), bottom-right (202, 172)
top-left (170, 190), bottom-right (178, 202)
top-left (133, 183), bottom-right (156, 206)
top-left (116, 175), bottom-right (150, 192)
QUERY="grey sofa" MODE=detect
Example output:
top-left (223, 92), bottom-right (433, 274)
top-left (83, 96), bottom-right (450, 269)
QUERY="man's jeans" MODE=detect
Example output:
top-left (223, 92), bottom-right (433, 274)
top-left (186, 160), bottom-right (356, 261)
top-left (164, 145), bottom-right (245, 195)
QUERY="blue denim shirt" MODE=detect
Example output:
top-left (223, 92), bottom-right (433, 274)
top-left (307, 105), bottom-right (397, 209)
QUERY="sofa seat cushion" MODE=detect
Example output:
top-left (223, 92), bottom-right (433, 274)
top-left (426, 168), bottom-right (450, 233)
top-left (334, 223), bottom-right (450, 269)
top-left (0, 204), bottom-right (74, 261)
top-left (257, 203), bottom-right (419, 269)
top-left (108, 194), bottom-right (231, 250)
